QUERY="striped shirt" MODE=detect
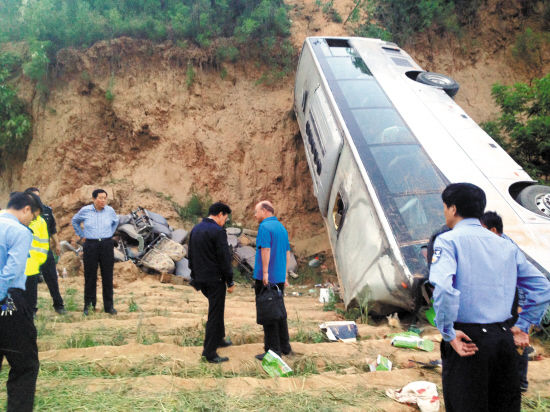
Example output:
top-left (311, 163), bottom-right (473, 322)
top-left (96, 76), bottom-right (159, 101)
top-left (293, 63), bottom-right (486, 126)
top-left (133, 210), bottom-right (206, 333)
top-left (72, 204), bottom-right (119, 239)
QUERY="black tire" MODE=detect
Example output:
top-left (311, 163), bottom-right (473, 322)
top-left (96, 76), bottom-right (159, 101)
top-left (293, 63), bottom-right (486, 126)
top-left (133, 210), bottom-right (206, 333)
top-left (517, 184), bottom-right (550, 217)
top-left (416, 71), bottom-right (459, 98)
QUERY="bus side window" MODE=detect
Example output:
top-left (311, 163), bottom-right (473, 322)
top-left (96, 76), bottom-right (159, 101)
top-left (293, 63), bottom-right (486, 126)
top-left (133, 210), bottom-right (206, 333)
top-left (302, 90), bottom-right (309, 113)
top-left (333, 192), bottom-right (346, 232)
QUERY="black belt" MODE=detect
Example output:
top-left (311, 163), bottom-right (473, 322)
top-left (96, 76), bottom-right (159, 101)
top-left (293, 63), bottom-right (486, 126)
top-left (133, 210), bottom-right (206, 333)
top-left (455, 319), bottom-right (514, 331)
top-left (86, 237), bottom-right (112, 243)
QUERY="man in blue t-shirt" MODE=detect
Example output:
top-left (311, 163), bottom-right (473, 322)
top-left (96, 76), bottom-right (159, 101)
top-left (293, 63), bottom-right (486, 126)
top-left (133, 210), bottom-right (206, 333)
top-left (253, 200), bottom-right (292, 360)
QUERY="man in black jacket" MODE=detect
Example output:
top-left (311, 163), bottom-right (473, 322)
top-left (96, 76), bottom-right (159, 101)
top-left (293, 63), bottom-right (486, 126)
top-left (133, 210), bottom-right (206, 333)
top-left (188, 202), bottom-right (235, 363)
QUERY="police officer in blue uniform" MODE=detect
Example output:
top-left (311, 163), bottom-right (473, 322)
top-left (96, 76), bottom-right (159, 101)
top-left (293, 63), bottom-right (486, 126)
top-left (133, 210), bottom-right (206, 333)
top-left (429, 183), bottom-right (550, 412)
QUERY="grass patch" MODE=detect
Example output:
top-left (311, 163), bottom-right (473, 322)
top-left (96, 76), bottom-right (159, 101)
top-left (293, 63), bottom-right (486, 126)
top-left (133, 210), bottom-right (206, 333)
top-left (128, 297), bottom-right (139, 313)
top-left (0, 381), bottom-right (391, 411)
top-left (172, 326), bottom-right (204, 347)
top-left (63, 288), bottom-right (79, 312)
top-left (64, 329), bottom-right (127, 349)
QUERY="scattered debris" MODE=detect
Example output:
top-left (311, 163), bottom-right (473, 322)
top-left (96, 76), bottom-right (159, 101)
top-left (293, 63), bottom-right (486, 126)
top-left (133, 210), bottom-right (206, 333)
top-left (386, 381), bottom-right (440, 412)
top-left (319, 287), bottom-right (333, 303)
top-left (261, 350), bottom-right (293, 377)
top-left (319, 321), bottom-right (358, 342)
top-left (390, 332), bottom-right (434, 352)
top-left (368, 355), bottom-right (392, 371)
top-left (386, 312), bottom-right (401, 329)
top-left (407, 359), bottom-right (442, 369)
top-left (288, 271), bottom-right (299, 279)
top-left (308, 256), bottom-right (321, 267)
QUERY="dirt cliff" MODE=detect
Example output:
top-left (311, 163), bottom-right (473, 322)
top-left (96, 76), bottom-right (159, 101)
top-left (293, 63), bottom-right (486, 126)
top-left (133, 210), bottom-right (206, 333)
top-left (1, 0), bottom-right (548, 252)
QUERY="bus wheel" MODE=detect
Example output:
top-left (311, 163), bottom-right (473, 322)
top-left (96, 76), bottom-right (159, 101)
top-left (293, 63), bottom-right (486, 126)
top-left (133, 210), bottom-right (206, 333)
top-left (517, 184), bottom-right (550, 217)
top-left (416, 72), bottom-right (459, 98)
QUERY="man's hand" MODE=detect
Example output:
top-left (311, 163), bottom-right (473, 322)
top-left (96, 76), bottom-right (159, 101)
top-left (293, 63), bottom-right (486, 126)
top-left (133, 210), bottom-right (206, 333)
top-left (227, 285), bottom-right (235, 294)
top-left (449, 330), bottom-right (478, 357)
top-left (263, 272), bottom-right (269, 286)
top-left (284, 279), bottom-right (289, 287)
top-left (511, 326), bottom-right (530, 348)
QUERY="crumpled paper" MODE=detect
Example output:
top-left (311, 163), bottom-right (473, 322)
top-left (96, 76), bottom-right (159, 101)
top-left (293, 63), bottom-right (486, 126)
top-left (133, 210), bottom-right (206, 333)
top-left (386, 381), bottom-right (440, 412)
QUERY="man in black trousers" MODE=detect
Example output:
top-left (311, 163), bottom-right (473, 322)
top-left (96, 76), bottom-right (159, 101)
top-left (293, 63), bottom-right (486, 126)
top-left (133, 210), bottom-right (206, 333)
top-left (188, 202), bottom-right (234, 363)
top-left (72, 189), bottom-right (119, 315)
top-left (25, 187), bottom-right (66, 314)
top-left (1, 192), bottom-right (42, 412)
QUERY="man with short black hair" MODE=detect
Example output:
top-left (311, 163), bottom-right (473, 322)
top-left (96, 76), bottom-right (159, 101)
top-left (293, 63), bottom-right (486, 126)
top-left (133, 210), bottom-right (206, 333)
top-left (25, 187), bottom-right (65, 314)
top-left (480, 210), bottom-right (536, 393)
top-left (72, 189), bottom-right (119, 315)
top-left (188, 202), bottom-right (235, 363)
top-left (430, 183), bottom-right (550, 412)
top-left (253, 200), bottom-right (292, 361)
top-left (1, 192), bottom-right (42, 411)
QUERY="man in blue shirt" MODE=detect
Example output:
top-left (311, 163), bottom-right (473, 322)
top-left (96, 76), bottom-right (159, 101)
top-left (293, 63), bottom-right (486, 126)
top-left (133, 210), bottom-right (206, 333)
top-left (253, 201), bottom-right (292, 360)
top-left (430, 183), bottom-right (550, 412)
top-left (72, 189), bottom-right (119, 315)
top-left (0, 192), bottom-right (42, 412)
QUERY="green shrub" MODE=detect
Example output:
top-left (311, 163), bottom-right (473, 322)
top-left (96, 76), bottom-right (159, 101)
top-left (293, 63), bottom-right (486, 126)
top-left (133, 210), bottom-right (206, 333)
top-left (484, 74), bottom-right (550, 182)
top-left (0, 70), bottom-right (32, 165)
top-left (185, 62), bottom-right (195, 89)
top-left (512, 28), bottom-right (547, 74)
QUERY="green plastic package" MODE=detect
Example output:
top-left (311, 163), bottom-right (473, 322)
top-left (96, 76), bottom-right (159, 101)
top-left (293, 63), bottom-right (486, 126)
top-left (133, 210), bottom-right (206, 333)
top-left (261, 350), bottom-right (293, 377)
top-left (390, 334), bottom-right (434, 352)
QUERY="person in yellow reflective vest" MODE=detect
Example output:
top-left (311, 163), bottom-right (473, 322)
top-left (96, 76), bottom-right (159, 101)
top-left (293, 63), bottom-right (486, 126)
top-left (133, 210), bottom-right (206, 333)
top-left (23, 212), bottom-right (49, 315)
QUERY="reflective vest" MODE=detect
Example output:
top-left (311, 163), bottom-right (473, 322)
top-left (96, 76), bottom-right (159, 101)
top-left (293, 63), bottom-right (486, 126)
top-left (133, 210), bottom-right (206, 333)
top-left (25, 215), bottom-right (49, 276)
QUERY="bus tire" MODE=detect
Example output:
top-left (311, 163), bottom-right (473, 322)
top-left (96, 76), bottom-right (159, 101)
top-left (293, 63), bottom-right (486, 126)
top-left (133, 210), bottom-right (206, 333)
top-left (416, 72), bottom-right (459, 98)
top-left (517, 184), bottom-right (550, 217)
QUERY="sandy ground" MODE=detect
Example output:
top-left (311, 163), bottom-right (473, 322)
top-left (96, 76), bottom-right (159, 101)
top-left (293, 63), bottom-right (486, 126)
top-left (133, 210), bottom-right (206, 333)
top-left (10, 263), bottom-right (544, 411)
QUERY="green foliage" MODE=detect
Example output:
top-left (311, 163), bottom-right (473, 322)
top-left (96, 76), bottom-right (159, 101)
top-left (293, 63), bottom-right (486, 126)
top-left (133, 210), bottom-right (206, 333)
top-left (216, 45), bottom-right (239, 63)
top-left (128, 297), bottom-right (139, 312)
top-left (484, 74), bottom-right (550, 181)
top-left (185, 62), bottom-right (195, 89)
top-left (318, 0), bottom-right (342, 23)
top-left (512, 28), bottom-right (548, 74)
top-left (177, 191), bottom-right (212, 223)
top-left (0, 1), bottom-right (293, 69)
top-left (354, 0), bottom-right (474, 45)
top-left (105, 76), bottom-right (115, 102)
top-left (0, 67), bottom-right (32, 166)
top-left (0, 52), bottom-right (23, 75)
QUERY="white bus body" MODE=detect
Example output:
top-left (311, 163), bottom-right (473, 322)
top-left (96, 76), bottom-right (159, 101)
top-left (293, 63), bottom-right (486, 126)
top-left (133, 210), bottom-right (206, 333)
top-left (294, 37), bottom-right (550, 314)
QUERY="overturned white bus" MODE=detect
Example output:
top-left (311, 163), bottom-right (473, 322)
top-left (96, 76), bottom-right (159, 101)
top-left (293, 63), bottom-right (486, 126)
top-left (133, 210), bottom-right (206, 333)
top-left (294, 36), bottom-right (550, 314)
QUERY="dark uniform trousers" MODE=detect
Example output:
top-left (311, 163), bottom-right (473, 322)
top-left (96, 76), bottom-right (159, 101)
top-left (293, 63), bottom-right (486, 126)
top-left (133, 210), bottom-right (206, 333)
top-left (0, 289), bottom-right (39, 412)
top-left (441, 322), bottom-right (521, 412)
top-left (254, 280), bottom-right (291, 355)
top-left (83, 238), bottom-right (114, 311)
top-left (40, 251), bottom-right (64, 310)
top-left (23, 275), bottom-right (39, 314)
top-left (199, 281), bottom-right (227, 359)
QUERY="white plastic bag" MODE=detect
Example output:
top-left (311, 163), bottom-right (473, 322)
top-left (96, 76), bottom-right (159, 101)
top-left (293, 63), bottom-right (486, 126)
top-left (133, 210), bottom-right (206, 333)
top-left (386, 381), bottom-right (440, 412)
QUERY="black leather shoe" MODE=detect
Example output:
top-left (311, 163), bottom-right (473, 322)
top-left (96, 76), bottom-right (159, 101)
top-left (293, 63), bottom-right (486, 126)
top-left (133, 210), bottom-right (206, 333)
top-left (106, 308), bottom-right (117, 315)
top-left (255, 353), bottom-right (265, 361)
top-left (206, 356), bottom-right (229, 363)
top-left (55, 307), bottom-right (67, 315)
top-left (218, 339), bottom-right (233, 348)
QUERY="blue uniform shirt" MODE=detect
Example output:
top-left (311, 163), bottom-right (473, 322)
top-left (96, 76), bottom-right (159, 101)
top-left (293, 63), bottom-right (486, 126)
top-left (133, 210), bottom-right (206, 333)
top-left (253, 216), bottom-right (290, 284)
top-left (429, 218), bottom-right (550, 341)
top-left (0, 212), bottom-right (33, 301)
top-left (72, 204), bottom-right (119, 239)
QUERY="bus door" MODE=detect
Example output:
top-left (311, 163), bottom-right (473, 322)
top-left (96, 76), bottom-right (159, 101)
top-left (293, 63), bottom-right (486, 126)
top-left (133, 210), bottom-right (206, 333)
top-left (307, 86), bottom-right (344, 216)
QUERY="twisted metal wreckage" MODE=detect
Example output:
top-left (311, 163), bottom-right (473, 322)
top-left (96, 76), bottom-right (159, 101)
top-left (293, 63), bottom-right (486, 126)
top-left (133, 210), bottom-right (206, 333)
top-left (60, 207), bottom-right (298, 280)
